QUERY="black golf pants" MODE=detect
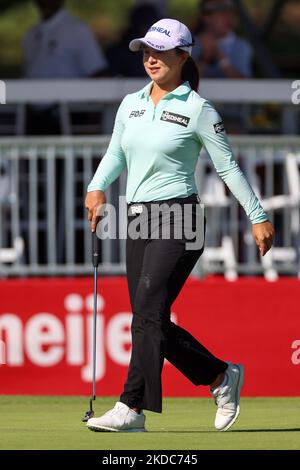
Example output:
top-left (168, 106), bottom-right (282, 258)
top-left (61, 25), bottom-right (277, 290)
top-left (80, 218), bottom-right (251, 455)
top-left (120, 194), bottom-right (228, 413)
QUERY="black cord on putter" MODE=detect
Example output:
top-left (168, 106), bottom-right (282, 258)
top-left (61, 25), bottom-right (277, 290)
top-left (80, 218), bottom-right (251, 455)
top-left (82, 230), bottom-right (99, 422)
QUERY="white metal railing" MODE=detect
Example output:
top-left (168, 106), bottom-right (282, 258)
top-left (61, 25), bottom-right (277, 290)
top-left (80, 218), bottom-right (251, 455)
top-left (0, 135), bottom-right (299, 278)
top-left (3, 79), bottom-right (297, 104)
top-left (1, 79), bottom-right (299, 135)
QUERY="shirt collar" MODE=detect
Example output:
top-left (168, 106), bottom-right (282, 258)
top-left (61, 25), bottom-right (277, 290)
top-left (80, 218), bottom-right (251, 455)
top-left (138, 80), bottom-right (192, 100)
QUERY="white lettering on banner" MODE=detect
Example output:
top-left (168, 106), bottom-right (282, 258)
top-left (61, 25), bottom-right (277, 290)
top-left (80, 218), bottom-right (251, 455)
top-left (107, 313), bottom-right (132, 365)
top-left (25, 314), bottom-right (65, 366)
top-left (81, 314), bottom-right (106, 382)
top-left (66, 314), bottom-right (84, 365)
top-left (64, 293), bottom-right (86, 366)
top-left (0, 340), bottom-right (5, 365)
top-left (0, 314), bottom-right (23, 365)
top-left (64, 293), bottom-right (84, 312)
top-left (291, 340), bottom-right (300, 365)
top-left (0, 293), bottom-right (176, 380)
top-left (85, 292), bottom-right (105, 312)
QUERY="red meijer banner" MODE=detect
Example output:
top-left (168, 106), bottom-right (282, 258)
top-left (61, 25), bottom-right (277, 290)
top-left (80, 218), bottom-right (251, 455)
top-left (0, 277), bottom-right (299, 397)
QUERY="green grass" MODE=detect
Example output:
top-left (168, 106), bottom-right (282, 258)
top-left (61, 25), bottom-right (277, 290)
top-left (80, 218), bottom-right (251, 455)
top-left (0, 396), bottom-right (299, 450)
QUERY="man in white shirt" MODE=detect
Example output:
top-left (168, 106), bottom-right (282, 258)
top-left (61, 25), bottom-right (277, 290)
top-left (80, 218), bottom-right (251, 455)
top-left (23, 0), bottom-right (108, 134)
top-left (23, 0), bottom-right (108, 79)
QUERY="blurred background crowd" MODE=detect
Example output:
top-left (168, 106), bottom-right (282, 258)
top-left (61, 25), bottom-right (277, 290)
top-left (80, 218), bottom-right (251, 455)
top-left (1, 0), bottom-right (300, 135)
top-left (1, 0), bottom-right (300, 79)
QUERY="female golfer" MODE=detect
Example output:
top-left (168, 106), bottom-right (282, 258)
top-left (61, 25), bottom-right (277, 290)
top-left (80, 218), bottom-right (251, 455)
top-left (84, 19), bottom-right (274, 432)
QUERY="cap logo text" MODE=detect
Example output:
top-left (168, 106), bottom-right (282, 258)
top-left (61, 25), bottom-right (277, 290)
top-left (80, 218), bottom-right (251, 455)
top-left (146, 40), bottom-right (165, 50)
top-left (148, 26), bottom-right (171, 37)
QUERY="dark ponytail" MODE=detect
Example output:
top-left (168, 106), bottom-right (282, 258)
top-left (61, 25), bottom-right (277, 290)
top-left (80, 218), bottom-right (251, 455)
top-left (176, 50), bottom-right (200, 92)
top-left (181, 56), bottom-right (200, 92)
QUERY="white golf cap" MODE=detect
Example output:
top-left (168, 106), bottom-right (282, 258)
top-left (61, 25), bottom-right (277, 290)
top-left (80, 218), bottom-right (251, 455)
top-left (129, 18), bottom-right (193, 56)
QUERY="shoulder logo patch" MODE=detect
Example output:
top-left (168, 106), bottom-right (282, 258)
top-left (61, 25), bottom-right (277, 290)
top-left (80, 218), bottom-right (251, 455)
top-left (213, 121), bottom-right (225, 134)
top-left (160, 111), bottom-right (190, 127)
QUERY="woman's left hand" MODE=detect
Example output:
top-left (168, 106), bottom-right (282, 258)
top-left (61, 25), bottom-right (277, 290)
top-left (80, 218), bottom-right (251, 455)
top-left (252, 221), bottom-right (275, 256)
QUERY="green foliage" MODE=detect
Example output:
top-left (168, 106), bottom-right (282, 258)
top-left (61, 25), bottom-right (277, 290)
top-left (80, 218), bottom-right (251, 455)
top-left (1, 0), bottom-right (300, 78)
top-left (0, 2), bottom-right (38, 76)
top-left (0, 0), bottom-right (136, 76)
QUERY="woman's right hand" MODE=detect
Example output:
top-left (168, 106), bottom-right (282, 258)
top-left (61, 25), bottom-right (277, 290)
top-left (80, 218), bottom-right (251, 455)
top-left (84, 190), bottom-right (106, 232)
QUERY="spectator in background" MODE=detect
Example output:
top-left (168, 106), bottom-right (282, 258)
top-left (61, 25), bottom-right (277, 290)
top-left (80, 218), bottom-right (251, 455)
top-left (22, 0), bottom-right (108, 134)
top-left (192, 0), bottom-right (253, 78)
top-left (106, 4), bottom-right (161, 77)
top-left (23, 0), bottom-right (108, 79)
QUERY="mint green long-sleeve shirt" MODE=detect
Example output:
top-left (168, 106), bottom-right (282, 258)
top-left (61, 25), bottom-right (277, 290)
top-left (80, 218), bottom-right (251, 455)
top-left (87, 80), bottom-right (268, 224)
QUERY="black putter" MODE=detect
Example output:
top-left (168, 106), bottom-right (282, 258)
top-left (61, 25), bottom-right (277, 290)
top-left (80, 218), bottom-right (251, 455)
top-left (82, 231), bottom-right (99, 422)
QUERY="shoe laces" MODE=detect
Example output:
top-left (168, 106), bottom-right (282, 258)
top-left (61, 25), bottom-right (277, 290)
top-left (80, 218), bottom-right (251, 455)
top-left (211, 385), bottom-right (231, 408)
top-left (103, 402), bottom-right (126, 417)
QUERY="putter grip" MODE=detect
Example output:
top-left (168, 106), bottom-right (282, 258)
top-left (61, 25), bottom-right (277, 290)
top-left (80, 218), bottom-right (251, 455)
top-left (92, 231), bottom-right (99, 268)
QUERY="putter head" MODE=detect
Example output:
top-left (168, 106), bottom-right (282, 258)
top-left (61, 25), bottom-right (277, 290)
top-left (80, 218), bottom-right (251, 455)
top-left (82, 409), bottom-right (94, 422)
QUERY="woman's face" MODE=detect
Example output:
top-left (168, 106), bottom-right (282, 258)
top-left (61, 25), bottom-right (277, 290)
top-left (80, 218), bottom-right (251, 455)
top-left (143, 46), bottom-right (187, 86)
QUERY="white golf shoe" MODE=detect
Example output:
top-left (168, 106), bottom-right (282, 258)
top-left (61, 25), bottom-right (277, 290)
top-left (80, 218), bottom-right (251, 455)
top-left (86, 401), bottom-right (147, 432)
top-left (211, 362), bottom-right (244, 432)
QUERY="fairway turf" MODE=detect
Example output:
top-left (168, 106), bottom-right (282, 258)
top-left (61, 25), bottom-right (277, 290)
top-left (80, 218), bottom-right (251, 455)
top-left (0, 396), bottom-right (299, 450)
